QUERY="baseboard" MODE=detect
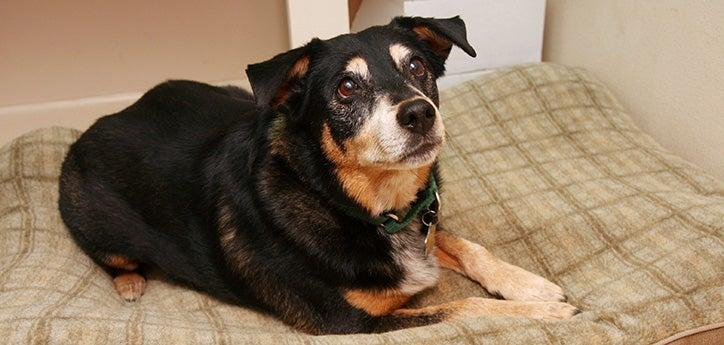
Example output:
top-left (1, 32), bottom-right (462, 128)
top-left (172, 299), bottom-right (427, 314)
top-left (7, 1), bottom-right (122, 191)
top-left (0, 78), bottom-right (251, 145)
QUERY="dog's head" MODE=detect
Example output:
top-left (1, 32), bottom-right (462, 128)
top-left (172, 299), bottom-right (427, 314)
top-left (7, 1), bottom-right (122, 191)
top-left (247, 16), bottom-right (476, 213)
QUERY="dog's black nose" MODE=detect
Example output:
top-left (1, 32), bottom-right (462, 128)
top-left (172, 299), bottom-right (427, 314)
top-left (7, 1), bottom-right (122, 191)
top-left (396, 100), bottom-right (436, 135)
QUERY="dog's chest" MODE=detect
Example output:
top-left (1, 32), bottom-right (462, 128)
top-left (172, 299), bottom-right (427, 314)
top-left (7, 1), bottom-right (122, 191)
top-left (388, 220), bottom-right (440, 294)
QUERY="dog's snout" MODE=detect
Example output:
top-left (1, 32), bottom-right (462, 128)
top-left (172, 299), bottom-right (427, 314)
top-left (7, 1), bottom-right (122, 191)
top-left (396, 100), bottom-right (435, 135)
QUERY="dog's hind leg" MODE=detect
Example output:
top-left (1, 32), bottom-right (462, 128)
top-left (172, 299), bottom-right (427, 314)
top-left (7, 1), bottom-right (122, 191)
top-left (59, 154), bottom-right (150, 302)
top-left (435, 231), bottom-right (569, 303)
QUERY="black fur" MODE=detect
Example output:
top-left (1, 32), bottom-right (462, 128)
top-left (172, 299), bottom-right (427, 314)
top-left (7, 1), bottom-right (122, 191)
top-left (59, 16), bottom-right (475, 334)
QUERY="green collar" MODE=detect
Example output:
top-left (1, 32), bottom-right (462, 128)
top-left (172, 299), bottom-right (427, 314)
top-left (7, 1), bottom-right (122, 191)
top-left (341, 174), bottom-right (440, 234)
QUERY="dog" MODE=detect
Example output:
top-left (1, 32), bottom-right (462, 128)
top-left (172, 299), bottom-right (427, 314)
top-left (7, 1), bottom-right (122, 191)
top-left (58, 16), bottom-right (578, 334)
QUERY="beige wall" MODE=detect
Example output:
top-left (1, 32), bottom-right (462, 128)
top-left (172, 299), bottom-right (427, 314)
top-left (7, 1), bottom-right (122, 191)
top-left (544, 0), bottom-right (724, 181)
top-left (0, 1), bottom-right (288, 106)
top-left (0, 1), bottom-right (288, 143)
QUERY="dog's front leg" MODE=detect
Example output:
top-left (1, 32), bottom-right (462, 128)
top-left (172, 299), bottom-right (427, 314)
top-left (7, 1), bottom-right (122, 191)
top-left (373, 296), bottom-right (578, 332)
top-left (435, 231), bottom-right (568, 303)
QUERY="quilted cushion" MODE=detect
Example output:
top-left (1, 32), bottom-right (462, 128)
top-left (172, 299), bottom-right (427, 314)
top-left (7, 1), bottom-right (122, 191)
top-left (1, 63), bottom-right (722, 344)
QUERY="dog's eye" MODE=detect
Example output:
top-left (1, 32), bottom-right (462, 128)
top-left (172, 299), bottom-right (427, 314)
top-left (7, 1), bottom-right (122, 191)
top-left (338, 77), bottom-right (358, 98)
top-left (408, 57), bottom-right (426, 77)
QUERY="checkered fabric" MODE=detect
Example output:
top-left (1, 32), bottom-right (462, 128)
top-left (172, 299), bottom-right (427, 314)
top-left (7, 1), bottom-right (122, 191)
top-left (1, 64), bottom-right (722, 344)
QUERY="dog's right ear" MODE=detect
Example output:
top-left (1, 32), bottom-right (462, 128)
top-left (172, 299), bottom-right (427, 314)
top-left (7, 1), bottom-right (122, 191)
top-left (245, 41), bottom-right (315, 110)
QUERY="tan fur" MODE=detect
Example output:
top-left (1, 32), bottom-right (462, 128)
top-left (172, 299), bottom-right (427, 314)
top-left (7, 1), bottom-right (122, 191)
top-left (271, 55), bottom-right (310, 106)
top-left (344, 289), bottom-right (411, 316)
top-left (321, 123), bottom-right (432, 215)
top-left (389, 43), bottom-right (412, 69)
top-left (434, 246), bottom-right (462, 274)
top-left (217, 199), bottom-right (236, 250)
top-left (412, 26), bottom-right (453, 58)
top-left (113, 271), bottom-right (146, 302)
top-left (268, 116), bottom-right (290, 158)
top-left (435, 232), bottom-right (566, 302)
top-left (104, 255), bottom-right (138, 271)
top-left (393, 297), bottom-right (577, 321)
top-left (289, 55), bottom-right (310, 78)
top-left (345, 57), bottom-right (370, 79)
top-left (215, 196), bottom-right (254, 275)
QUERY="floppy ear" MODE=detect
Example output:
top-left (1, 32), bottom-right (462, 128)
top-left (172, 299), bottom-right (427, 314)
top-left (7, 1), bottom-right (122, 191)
top-left (390, 16), bottom-right (477, 60)
top-left (245, 42), bottom-right (314, 109)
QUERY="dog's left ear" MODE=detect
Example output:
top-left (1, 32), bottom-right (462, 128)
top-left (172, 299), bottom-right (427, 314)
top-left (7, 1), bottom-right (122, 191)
top-left (246, 41), bottom-right (316, 110)
top-left (390, 16), bottom-right (477, 60)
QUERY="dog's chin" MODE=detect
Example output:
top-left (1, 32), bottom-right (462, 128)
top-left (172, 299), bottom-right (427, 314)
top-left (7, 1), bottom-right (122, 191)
top-left (396, 141), bottom-right (441, 167)
top-left (361, 140), bottom-right (442, 170)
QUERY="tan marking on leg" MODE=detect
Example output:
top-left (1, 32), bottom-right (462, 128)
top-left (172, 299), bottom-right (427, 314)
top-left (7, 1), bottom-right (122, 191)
top-left (113, 271), bottom-right (146, 302)
top-left (215, 196), bottom-right (252, 274)
top-left (217, 198), bottom-right (236, 249)
top-left (394, 297), bottom-right (578, 321)
top-left (268, 117), bottom-right (289, 157)
top-left (105, 255), bottom-right (138, 271)
top-left (321, 123), bottom-right (432, 215)
top-left (434, 246), bottom-right (462, 274)
top-left (344, 289), bottom-right (411, 316)
top-left (435, 232), bottom-right (566, 302)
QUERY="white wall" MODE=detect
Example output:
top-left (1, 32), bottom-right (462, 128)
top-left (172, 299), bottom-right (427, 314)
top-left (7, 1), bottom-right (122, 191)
top-left (351, 0), bottom-right (546, 89)
top-left (544, 0), bottom-right (724, 181)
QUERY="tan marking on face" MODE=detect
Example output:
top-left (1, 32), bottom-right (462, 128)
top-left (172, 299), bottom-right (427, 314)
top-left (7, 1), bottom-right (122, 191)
top-left (271, 55), bottom-right (310, 106)
top-left (412, 26), bottom-right (453, 58)
top-left (435, 232), bottom-right (567, 302)
top-left (321, 123), bottom-right (432, 215)
top-left (345, 57), bottom-right (370, 79)
top-left (105, 255), bottom-right (138, 271)
top-left (113, 271), bottom-right (146, 301)
top-left (389, 43), bottom-right (412, 69)
top-left (393, 297), bottom-right (578, 321)
top-left (344, 289), bottom-right (411, 316)
top-left (352, 95), bottom-right (443, 168)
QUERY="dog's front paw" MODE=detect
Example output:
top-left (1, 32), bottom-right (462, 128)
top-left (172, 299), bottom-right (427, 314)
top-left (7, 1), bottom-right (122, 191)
top-left (484, 262), bottom-right (566, 302)
top-left (447, 298), bottom-right (579, 321)
top-left (526, 301), bottom-right (580, 320)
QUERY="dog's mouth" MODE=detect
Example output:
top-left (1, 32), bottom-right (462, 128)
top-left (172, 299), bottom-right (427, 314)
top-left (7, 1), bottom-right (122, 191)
top-left (398, 137), bottom-right (443, 164)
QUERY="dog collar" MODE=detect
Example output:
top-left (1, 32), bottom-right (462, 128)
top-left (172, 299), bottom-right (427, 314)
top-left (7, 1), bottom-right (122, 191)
top-left (342, 174), bottom-right (440, 234)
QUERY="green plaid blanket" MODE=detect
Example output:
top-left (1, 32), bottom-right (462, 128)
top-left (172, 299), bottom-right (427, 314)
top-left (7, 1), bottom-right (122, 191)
top-left (1, 63), bottom-right (722, 344)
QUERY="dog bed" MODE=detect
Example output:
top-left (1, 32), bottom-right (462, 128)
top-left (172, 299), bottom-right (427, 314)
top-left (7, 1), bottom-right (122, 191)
top-left (1, 64), bottom-right (722, 344)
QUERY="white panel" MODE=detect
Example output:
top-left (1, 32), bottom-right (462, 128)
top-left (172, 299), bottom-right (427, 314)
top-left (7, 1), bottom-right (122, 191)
top-left (350, 0), bottom-right (404, 33)
top-left (405, 0), bottom-right (546, 87)
top-left (286, 0), bottom-right (350, 48)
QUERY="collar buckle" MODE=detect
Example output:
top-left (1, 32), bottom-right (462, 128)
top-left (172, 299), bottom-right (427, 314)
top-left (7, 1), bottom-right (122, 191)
top-left (421, 190), bottom-right (441, 227)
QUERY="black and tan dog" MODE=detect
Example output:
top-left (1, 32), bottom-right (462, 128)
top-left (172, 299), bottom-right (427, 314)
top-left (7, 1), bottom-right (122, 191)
top-left (58, 16), bottom-right (578, 334)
